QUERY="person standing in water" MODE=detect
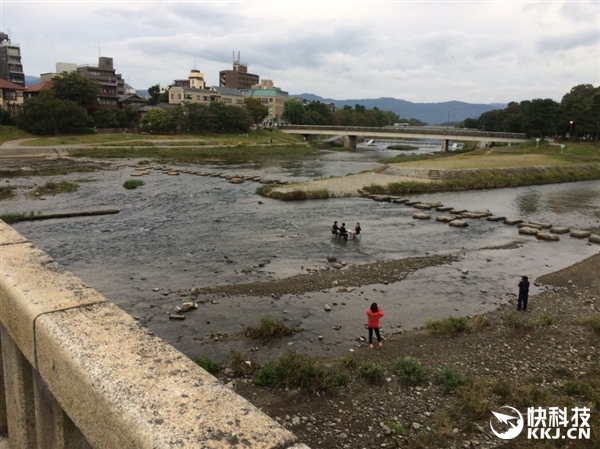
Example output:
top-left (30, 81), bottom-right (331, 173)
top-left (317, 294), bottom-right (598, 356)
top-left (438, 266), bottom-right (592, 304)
top-left (366, 302), bottom-right (384, 348)
top-left (518, 276), bottom-right (530, 311)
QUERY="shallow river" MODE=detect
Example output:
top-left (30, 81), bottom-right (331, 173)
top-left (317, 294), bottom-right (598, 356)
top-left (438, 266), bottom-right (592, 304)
top-left (5, 146), bottom-right (600, 362)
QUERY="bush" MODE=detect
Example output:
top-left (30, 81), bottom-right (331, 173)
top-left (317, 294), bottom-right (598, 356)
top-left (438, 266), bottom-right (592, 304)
top-left (577, 315), bottom-right (600, 334)
top-left (424, 316), bottom-right (472, 334)
top-left (123, 179), bottom-right (145, 190)
top-left (393, 356), bottom-right (428, 386)
top-left (195, 355), bottom-right (223, 373)
top-left (434, 366), bottom-right (468, 394)
top-left (0, 186), bottom-right (15, 201)
top-left (254, 351), bottom-right (348, 393)
top-left (245, 316), bottom-right (296, 340)
top-left (32, 181), bottom-right (79, 197)
top-left (358, 361), bottom-right (386, 385)
top-left (228, 351), bottom-right (259, 377)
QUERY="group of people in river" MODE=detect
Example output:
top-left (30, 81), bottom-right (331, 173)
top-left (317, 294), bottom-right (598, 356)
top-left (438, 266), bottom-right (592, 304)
top-left (331, 220), bottom-right (361, 240)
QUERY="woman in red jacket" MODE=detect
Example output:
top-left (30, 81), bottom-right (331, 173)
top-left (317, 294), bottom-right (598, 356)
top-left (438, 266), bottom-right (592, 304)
top-left (366, 302), bottom-right (384, 348)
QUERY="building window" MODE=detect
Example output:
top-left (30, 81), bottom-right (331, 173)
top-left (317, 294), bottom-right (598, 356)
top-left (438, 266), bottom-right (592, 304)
top-left (203, 96), bottom-right (209, 101)
top-left (177, 94), bottom-right (181, 99)
top-left (184, 94), bottom-right (192, 100)
top-left (171, 93), bottom-right (174, 99)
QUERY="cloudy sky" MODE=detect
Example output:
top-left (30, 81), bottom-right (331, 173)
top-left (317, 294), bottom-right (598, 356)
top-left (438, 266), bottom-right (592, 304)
top-left (2, 1), bottom-right (599, 104)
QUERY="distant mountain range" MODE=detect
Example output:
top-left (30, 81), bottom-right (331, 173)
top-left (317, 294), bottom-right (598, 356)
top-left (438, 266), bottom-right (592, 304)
top-left (24, 75), bottom-right (503, 124)
top-left (294, 93), bottom-right (506, 125)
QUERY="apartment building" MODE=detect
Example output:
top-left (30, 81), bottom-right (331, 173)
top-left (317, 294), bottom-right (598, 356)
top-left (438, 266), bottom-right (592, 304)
top-left (169, 69), bottom-right (244, 106)
top-left (0, 32), bottom-right (25, 87)
top-left (77, 57), bottom-right (124, 110)
top-left (240, 80), bottom-right (288, 125)
top-left (219, 53), bottom-right (259, 90)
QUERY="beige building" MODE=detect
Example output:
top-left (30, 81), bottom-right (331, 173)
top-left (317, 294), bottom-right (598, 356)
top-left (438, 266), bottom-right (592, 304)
top-left (169, 69), bottom-right (244, 106)
top-left (0, 78), bottom-right (24, 111)
top-left (240, 80), bottom-right (288, 125)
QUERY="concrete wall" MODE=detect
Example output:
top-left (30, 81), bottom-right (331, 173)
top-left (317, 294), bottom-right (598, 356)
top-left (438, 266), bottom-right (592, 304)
top-left (0, 221), bottom-right (308, 449)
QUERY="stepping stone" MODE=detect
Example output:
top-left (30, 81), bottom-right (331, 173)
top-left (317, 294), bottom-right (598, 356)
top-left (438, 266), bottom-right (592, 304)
top-left (413, 213), bottom-right (431, 220)
top-left (371, 195), bottom-right (391, 202)
top-left (537, 232), bottom-right (559, 241)
top-left (449, 220), bottom-right (468, 227)
top-left (518, 222), bottom-right (542, 230)
top-left (413, 203), bottom-right (432, 210)
top-left (228, 178), bottom-right (244, 184)
top-left (550, 226), bottom-right (570, 234)
top-left (426, 202), bottom-right (443, 208)
top-left (436, 215), bottom-right (456, 223)
top-left (473, 209), bottom-right (492, 217)
top-left (570, 230), bottom-right (591, 239)
top-left (392, 198), bottom-right (409, 204)
top-left (519, 227), bottom-right (539, 236)
top-left (450, 209), bottom-right (467, 214)
top-left (589, 234), bottom-right (600, 244)
top-left (504, 218), bottom-right (523, 225)
top-left (436, 206), bottom-right (453, 212)
top-left (529, 221), bottom-right (552, 229)
top-left (167, 171), bottom-right (179, 176)
top-left (487, 215), bottom-right (506, 222)
top-left (130, 172), bottom-right (146, 177)
top-left (461, 212), bottom-right (484, 219)
top-left (405, 200), bottom-right (422, 206)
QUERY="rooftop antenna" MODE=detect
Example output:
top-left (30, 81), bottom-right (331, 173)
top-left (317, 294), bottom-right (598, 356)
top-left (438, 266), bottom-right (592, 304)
top-left (95, 44), bottom-right (101, 58)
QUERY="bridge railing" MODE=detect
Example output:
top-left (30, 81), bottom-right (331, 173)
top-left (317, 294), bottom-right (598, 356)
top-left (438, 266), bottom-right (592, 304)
top-left (0, 221), bottom-right (308, 449)
top-left (279, 124), bottom-right (527, 140)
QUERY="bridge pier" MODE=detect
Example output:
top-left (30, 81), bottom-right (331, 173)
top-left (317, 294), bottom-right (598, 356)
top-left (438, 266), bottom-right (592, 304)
top-left (302, 134), bottom-right (312, 143)
top-left (441, 139), bottom-right (449, 153)
top-left (344, 135), bottom-right (357, 149)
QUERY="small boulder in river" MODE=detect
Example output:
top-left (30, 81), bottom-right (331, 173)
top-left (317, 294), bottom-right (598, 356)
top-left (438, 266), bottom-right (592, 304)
top-left (537, 232), bottom-right (559, 241)
top-left (550, 226), bottom-right (570, 234)
top-left (327, 255), bottom-right (337, 262)
top-left (570, 230), bottom-right (591, 239)
top-left (324, 304), bottom-right (332, 312)
top-left (589, 234), bottom-right (600, 244)
top-left (519, 227), bottom-right (539, 236)
top-left (413, 213), bottom-right (431, 220)
top-left (504, 218), bottom-right (523, 225)
top-left (449, 220), bottom-right (468, 227)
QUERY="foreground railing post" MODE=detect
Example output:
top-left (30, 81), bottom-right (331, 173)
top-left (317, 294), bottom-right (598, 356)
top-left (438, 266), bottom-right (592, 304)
top-left (33, 371), bottom-right (89, 449)
top-left (0, 329), bottom-right (7, 435)
top-left (1, 324), bottom-right (37, 448)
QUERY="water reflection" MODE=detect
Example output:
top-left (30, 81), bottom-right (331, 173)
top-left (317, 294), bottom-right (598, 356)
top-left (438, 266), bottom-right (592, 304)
top-left (515, 191), bottom-right (542, 215)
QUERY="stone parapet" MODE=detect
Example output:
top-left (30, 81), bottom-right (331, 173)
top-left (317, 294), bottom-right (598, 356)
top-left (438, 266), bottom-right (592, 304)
top-left (0, 221), bottom-right (309, 449)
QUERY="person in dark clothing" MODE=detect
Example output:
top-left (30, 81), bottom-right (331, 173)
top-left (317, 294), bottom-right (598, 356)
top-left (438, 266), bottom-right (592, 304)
top-left (339, 222), bottom-right (348, 240)
top-left (518, 276), bottom-right (530, 311)
top-left (331, 220), bottom-right (340, 236)
top-left (350, 222), bottom-right (361, 239)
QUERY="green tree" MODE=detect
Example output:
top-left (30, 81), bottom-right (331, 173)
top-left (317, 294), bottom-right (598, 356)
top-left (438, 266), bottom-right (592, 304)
top-left (148, 84), bottom-right (169, 105)
top-left (522, 98), bottom-right (559, 139)
top-left (282, 100), bottom-right (307, 124)
top-left (209, 102), bottom-right (251, 132)
top-left (17, 90), bottom-right (91, 135)
top-left (116, 105), bottom-right (140, 128)
top-left (244, 97), bottom-right (269, 126)
top-left (558, 84), bottom-right (599, 140)
top-left (52, 72), bottom-right (100, 109)
top-left (93, 108), bottom-right (119, 128)
top-left (140, 108), bottom-right (174, 133)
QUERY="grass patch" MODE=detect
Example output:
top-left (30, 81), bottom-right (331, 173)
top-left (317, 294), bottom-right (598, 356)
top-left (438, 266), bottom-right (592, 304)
top-left (387, 144), bottom-right (418, 151)
top-left (0, 125), bottom-right (33, 144)
top-left (0, 186), bottom-right (15, 201)
top-left (388, 422), bottom-right (408, 436)
top-left (563, 380), bottom-right (600, 406)
top-left (0, 211), bottom-right (38, 224)
top-left (358, 361), bottom-right (386, 385)
top-left (254, 350), bottom-right (348, 394)
top-left (472, 314), bottom-right (491, 330)
top-left (245, 316), bottom-right (296, 341)
top-left (505, 314), bottom-right (535, 332)
top-left (393, 356), bottom-right (429, 386)
top-left (229, 352), bottom-right (259, 377)
top-left (258, 187), bottom-right (331, 201)
top-left (434, 366), bottom-right (469, 394)
top-left (576, 315), bottom-right (600, 334)
top-left (534, 314), bottom-right (554, 327)
top-left (424, 316), bottom-right (473, 335)
top-left (456, 378), bottom-right (494, 419)
top-left (31, 181), bottom-right (79, 197)
top-left (123, 179), bottom-right (145, 190)
top-left (194, 355), bottom-right (223, 373)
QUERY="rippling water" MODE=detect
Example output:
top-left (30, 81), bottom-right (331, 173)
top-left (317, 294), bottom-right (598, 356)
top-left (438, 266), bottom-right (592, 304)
top-left (7, 149), bottom-right (600, 360)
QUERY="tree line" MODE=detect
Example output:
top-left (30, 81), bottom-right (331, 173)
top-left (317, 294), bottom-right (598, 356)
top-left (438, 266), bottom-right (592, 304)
top-left (460, 84), bottom-right (600, 141)
top-left (0, 73), bottom-right (271, 135)
top-left (281, 100), bottom-right (427, 127)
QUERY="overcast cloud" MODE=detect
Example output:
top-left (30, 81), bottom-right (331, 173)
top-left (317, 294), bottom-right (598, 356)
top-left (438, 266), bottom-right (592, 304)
top-left (1, 0), bottom-right (598, 103)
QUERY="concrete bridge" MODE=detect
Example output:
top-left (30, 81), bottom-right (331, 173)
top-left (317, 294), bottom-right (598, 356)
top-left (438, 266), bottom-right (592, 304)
top-left (279, 125), bottom-right (529, 150)
top-left (0, 222), bottom-right (309, 449)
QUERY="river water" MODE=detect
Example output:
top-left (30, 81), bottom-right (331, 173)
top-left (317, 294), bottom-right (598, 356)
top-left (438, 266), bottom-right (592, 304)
top-left (6, 144), bottom-right (600, 362)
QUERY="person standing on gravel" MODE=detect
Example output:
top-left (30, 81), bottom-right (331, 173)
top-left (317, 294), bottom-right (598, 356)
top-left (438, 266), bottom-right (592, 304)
top-left (366, 302), bottom-right (384, 348)
top-left (518, 276), bottom-right (530, 311)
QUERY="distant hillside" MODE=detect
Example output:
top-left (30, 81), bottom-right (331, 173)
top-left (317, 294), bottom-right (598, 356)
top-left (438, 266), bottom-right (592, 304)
top-left (293, 93), bottom-right (505, 125)
top-left (25, 75), bottom-right (41, 87)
